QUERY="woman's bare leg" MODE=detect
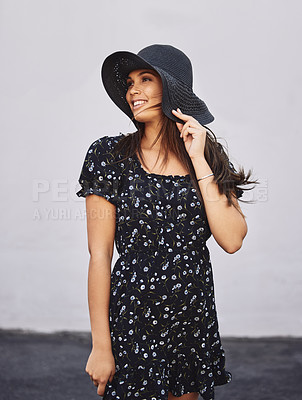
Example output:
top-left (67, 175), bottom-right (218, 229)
top-left (168, 391), bottom-right (199, 400)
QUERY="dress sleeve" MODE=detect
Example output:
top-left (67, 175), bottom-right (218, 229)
top-left (76, 136), bottom-right (121, 205)
top-left (228, 160), bottom-right (244, 199)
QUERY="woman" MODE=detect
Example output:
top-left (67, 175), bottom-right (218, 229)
top-left (76, 44), bottom-right (255, 400)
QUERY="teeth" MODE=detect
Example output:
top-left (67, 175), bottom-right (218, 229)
top-left (133, 100), bottom-right (147, 107)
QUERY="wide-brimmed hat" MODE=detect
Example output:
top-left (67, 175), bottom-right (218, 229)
top-left (101, 44), bottom-right (214, 126)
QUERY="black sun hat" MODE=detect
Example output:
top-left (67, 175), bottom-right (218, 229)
top-left (101, 44), bottom-right (214, 126)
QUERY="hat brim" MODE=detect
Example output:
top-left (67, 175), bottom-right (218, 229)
top-left (101, 51), bottom-right (214, 126)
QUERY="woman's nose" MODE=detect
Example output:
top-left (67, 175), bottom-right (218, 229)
top-left (129, 83), bottom-right (141, 94)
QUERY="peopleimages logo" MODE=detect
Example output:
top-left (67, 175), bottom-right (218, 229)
top-left (32, 179), bottom-right (82, 202)
top-left (32, 178), bottom-right (87, 221)
top-left (31, 178), bottom-right (268, 221)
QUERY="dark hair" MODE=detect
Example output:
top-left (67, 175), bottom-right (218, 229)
top-left (112, 104), bottom-right (257, 215)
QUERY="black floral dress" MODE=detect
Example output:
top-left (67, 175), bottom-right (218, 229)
top-left (76, 133), bottom-right (239, 400)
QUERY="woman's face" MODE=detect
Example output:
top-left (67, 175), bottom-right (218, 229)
top-left (125, 69), bottom-right (163, 124)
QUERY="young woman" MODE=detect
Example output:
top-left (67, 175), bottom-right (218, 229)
top-left (76, 44), bottom-right (255, 400)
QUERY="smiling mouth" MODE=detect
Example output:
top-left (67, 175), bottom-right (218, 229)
top-left (132, 100), bottom-right (148, 110)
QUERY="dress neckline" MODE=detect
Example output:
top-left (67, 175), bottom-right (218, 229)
top-left (133, 151), bottom-right (191, 180)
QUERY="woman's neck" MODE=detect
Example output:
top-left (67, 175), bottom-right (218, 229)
top-left (142, 121), bottom-right (162, 151)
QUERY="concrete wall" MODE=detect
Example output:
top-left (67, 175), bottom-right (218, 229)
top-left (0, 0), bottom-right (301, 336)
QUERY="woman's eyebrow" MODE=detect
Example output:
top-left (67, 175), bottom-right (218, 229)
top-left (127, 70), bottom-right (157, 80)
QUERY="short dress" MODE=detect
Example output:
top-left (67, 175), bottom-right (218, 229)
top-left (76, 133), bottom-right (242, 400)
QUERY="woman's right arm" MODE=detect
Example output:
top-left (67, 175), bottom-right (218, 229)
top-left (84, 194), bottom-right (116, 396)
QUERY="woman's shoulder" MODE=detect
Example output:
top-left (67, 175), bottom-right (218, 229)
top-left (83, 133), bottom-right (129, 164)
top-left (77, 134), bottom-right (128, 201)
top-left (87, 133), bottom-right (126, 153)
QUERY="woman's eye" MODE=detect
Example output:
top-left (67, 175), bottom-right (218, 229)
top-left (126, 76), bottom-right (151, 88)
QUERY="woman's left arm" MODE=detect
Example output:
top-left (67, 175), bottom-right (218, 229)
top-left (172, 108), bottom-right (247, 254)
top-left (191, 156), bottom-right (247, 253)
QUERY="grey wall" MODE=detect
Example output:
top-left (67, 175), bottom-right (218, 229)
top-left (0, 0), bottom-right (301, 336)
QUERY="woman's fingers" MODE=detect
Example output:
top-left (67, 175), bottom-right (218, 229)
top-left (172, 108), bottom-right (194, 122)
top-left (172, 109), bottom-right (203, 138)
top-left (173, 108), bottom-right (207, 157)
top-left (89, 371), bottom-right (115, 395)
top-left (181, 119), bottom-right (201, 134)
top-left (94, 378), bottom-right (107, 396)
top-left (97, 382), bottom-right (106, 396)
top-left (85, 349), bottom-right (115, 397)
top-left (176, 121), bottom-right (183, 133)
top-left (88, 374), bottom-right (108, 396)
top-left (109, 370), bottom-right (115, 383)
top-left (181, 126), bottom-right (203, 141)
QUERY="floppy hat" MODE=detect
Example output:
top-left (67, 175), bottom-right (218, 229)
top-left (101, 44), bottom-right (214, 126)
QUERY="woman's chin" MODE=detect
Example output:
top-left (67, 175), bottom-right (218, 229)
top-left (133, 109), bottom-right (148, 121)
top-left (134, 116), bottom-right (148, 123)
top-left (133, 111), bottom-right (162, 124)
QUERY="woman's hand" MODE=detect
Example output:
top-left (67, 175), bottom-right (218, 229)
top-left (85, 347), bottom-right (116, 397)
top-left (172, 108), bottom-right (207, 159)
